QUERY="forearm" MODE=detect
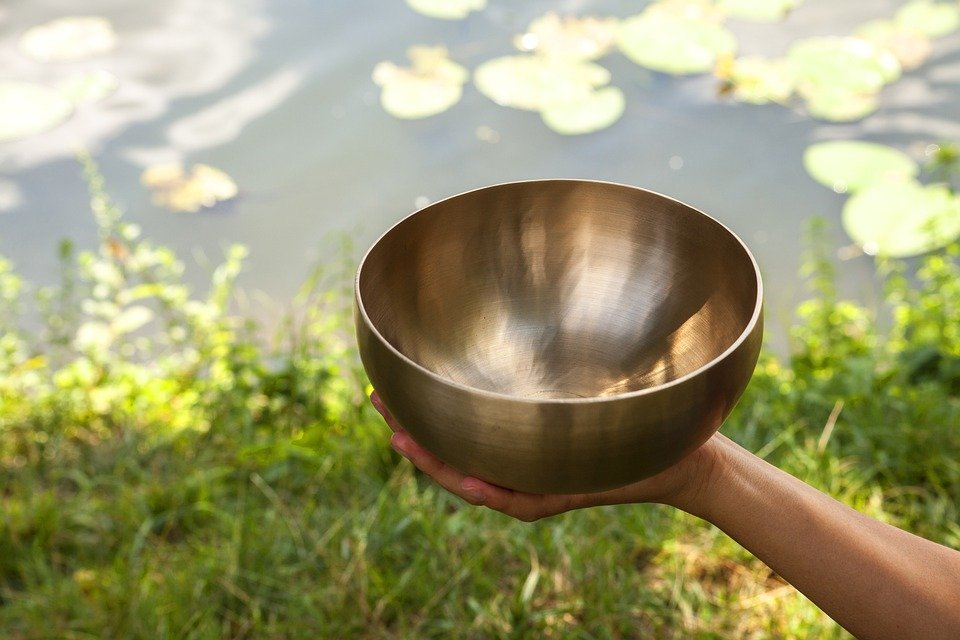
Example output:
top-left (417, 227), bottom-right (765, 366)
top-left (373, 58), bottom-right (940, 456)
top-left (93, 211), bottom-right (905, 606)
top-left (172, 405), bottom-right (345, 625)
top-left (673, 435), bottom-right (960, 640)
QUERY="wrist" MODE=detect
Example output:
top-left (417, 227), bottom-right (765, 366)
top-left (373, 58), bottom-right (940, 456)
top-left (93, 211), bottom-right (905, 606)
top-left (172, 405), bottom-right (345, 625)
top-left (661, 433), bottom-right (736, 518)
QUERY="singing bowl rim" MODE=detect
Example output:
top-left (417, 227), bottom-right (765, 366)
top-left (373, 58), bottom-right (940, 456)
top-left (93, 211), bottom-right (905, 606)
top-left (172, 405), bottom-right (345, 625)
top-left (355, 178), bottom-right (764, 405)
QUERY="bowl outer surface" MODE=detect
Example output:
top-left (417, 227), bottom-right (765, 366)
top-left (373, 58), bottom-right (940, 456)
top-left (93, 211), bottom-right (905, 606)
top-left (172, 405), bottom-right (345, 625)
top-left (355, 181), bottom-right (763, 493)
top-left (356, 305), bottom-right (762, 493)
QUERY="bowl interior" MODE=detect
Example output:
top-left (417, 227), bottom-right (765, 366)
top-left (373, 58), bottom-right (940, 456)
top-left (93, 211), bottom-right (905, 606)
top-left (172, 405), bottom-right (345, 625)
top-left (358, 181), bottom-right (759, 400)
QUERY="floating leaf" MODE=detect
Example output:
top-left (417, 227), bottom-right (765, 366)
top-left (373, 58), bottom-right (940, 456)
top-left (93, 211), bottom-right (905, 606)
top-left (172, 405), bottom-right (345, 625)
top-left (0, 82), bottom-right (74, 142)
top-left (174, 165), bottom-right (237, 210)
top-left (141, 163), bottom-right (186, 189)
top-left (894, 0), bottom-right (960, 38)
top-left (787, 37), bottom-right (900, 121)
top-left (474, 55), bottom-right (610, 111)
top-left (373, 46), bottom-right (468, 119)
top-left (618, 11), bottom-right (737, 75)
top-left (376, 70), bottom-right (463, 119)
top-left (406, 0), bottom-right (486, 20)
top-left (141, 163), bottom-right (238, 213)
top-left (540, 86), bottom-right (625, 135)
top-left (474, 54), bottom-right (621, 134)
top-left (803, 87), bottom-right (879, 122)
top-left (721, 56), bottom-right (795, 104)
top-left (18, 16), bottom-right (117, 61)
top-left (788, 37), bottom-right (900, 94)
top-left (803, 141), bottom-right (919, 194)
top-left (514, 13), bottom-right (620, 61)
top-left (58, 70), bottom-right (119, 105)
top-left (856, 20), bottom-right (933, 70)
top-left (843, 181), bottom-right (960, 257)
top-left (718, 0), bottom-right (799, 22)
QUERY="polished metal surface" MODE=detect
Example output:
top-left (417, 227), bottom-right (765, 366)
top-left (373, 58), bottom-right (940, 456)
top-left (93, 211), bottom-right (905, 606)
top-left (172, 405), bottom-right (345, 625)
top-left (355, 180), bottom-right (763, 493)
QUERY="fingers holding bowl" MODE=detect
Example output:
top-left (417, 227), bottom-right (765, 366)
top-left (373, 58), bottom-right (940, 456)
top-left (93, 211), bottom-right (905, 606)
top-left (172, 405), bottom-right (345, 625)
top-left (370, 391), bottom-right (579, 519)
top-left (371, 391), bottom-right (485, 503)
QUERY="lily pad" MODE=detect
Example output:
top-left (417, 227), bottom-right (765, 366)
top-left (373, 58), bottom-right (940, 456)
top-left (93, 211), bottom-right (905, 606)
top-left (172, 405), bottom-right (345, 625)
top-left (894, 0), bottom-right (960, 38)
top-left (618, 11), bottom-right (737, 75)
top-left (856, 20), bottom-right (933, 70)
top-left (722, 56), bottom-right (795, 104)
top-left (788, 37), bottom-right (901, 95)
top-left (141, 163), bottom-right (238, 213)
top-left (474, 55), bottom-right (610, 111)
top-left (373, 46), bottom-right (468, 119)
top-left (19, 16), bottom-right (117, 61)
top-left (141, 163), bottom-right (186, 189)
top-left (406, 0), bottom-right (486, 20)
top-left (718, 0), bottom-right (799, 22)
top-left (540, 86), bottom-right (625, 135)
top-left (0, 82), bottom-right (74, 142)
top-left (802, 86), bottom-right (879, 122)
top-left (787, 36), bottom-right (900, 121)
top-left (842, 181), bottom-right (960, 257)
top-left (515, 13), bottom-right (620, 61)
top-left (803, 141), bottom-right (919, 194)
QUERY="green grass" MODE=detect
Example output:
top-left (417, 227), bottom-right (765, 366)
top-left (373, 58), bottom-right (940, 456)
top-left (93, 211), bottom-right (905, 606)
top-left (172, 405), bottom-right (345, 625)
top-left (0, 168), bottom-right (958, 638)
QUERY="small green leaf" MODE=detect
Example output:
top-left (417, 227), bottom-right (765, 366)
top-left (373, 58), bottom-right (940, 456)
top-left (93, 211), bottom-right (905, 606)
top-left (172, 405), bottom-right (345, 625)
top-left (894, 0), bottom-right (960, 38)
top-left (141, 163), bottom-right (239, 213)
top-left (724, 56), bottom-right (795, 104)
top-left (0, 82), bottom-right (74, 142)
top-left (856, 20), bottom-right (933, 70)
top-left (378, 74), bottom-right (463, 119)
top-left (618, 12), bottom-right (737, 75)
top-left (842, 181), bottom-right (960, 257)
top-left (373, 47), bottom-right (468, 119)
top-left (515, 13), bottom-right (620, 61)
top-left (474, 55), bottom-right (610, 111)
top-left (787, 36), bottom-right (900, 121)
top-left (540, 86), bottom-right (625, 135)
top-left (788, 37), bottom-right (901, 95)
top-left (802, 87), bottom-right (879, 122)
top-left (804, 141), bottom-right (918, 193)
top-left (406, 0), bottom-right (486, 20)
top-left (718, 0), bottom-right (799, 22)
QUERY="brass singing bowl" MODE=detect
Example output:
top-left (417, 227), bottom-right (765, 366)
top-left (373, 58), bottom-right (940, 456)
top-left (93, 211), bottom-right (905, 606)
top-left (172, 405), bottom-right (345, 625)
top-left (355, 180), bottom-right (763, 494)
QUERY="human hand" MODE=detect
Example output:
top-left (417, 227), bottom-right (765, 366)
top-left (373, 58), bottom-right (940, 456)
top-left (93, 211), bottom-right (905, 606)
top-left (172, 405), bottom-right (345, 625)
top-left (370, 390), bottom-right (720, 521)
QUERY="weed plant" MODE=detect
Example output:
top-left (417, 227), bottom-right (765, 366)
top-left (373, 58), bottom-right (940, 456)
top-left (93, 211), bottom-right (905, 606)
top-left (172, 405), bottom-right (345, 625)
top-left (0, 161), bottom-right (958, 638)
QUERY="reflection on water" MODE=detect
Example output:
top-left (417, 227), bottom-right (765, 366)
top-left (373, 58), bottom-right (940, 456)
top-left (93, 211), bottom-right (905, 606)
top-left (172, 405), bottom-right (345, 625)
top-left (0, 0), bottom-right (267, 169)
top-left (0, 0), bottom-right (959, 343)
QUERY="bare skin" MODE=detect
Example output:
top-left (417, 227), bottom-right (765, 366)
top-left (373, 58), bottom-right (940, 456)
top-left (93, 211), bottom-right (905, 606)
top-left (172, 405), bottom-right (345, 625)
top-left (371, 391), bottom-right (960, 640)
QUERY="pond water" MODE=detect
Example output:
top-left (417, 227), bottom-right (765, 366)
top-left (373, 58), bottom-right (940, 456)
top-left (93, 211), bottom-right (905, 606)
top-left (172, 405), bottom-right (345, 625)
top-left (1, 0), bottom-right (959, 346)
